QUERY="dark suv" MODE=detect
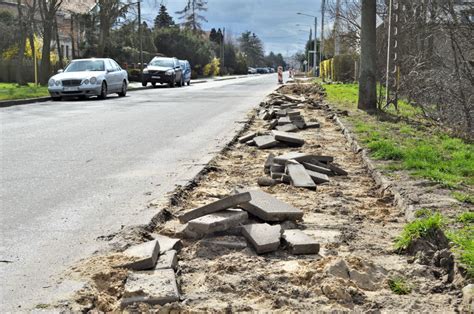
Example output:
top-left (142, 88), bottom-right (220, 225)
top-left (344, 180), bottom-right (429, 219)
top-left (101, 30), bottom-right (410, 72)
top-left (142, 57), bottom-right (183, 87)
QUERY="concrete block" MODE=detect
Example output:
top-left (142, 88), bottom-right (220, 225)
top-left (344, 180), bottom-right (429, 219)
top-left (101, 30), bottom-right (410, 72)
top-left (276, 109), bottom-right (287, 117)
top-left (282, 229), bottom-right (320, 255)
top-left (187, 209), bottom-right (248, 235)
top-left (178, 192), bottom-right (251, 223)
top-left (303, 162), bottom-right (333, 176)
top-left (270, 163), bottom-right (285, 173)
top-left (155, 250), bottom-right (178, 270)
top-left (277, 117), bottom-right (292, 125)
top-left (308, 156), bottom-right (335, 163)
top-left (268, 119), bottom-right (278, 130)
top-left (274, 152), bottom-right (310, 164)
top-left (264, 153), bottom-right (275, 174)
top-left (120, 240), bottom-right (160, 270)
top-left (254, 135), bottom-right (279, 149)
top-left (286, 163), bottom-right (317, 190)
top-left (306, 169), bottom-right (330, 184)
top-left (281, 174), bottom-right (291, 184)
top-left (276, 124), bottom-right (298, 132)
top-left (246, 139), bottom-right (256, 146)
top-left (293, 120), bottom-right (306, 129)
top-left (238, 132), bottom-right (257, 143)
top-left (272, 131), bottom-right (305, 146)
top-left (152, 234), bottom-right (182, 254)
top-left (242, 223), bottom-right (282, 254)
top-left (327, 163), bottom-right (348, 176)
top-left (287, 110), bottom-right (301, 117)
top-left (121, 269), bottom-right (179, 306)
top-left (236, 188), bottom-right (303, 221)
top-left (260, 111), bottom-right (271, 120)
top-left (305, 122), bottom-right (320, 129)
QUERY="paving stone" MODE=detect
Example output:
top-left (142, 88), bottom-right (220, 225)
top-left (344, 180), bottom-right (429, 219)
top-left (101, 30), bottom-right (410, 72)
top-left (200, 236), bottom-right (248, 250)
top-left (242, 223), bottom-right (282, 254)
top-left (286, 163), bottom-right (316, 189)
top-left (260, 111), bottom-right (271, 120)
top-left (293, 120), bottom-right (306, 129)
top-left (121, 269), bottom-right (179, 306)
top-left (271, 172), bottom-right (284, 180)
top-left (281, 174), bottom-right (291, 184)
top-left (268, 119), bottom-right (278, 130)
top-left (282, 229), bottom-right (320, 254)
top-left (264, 153), bottom-right (275, 174)
top-left (120, 240), bottom-right (160, 270)
top-left (187, 209), bottom-right (248, 235)
top-left (270, 163), bottom-right (285, 173)
top-left (287, 110), bottom-right (301, 117)
top-left (277, 117), bottom-right (292, 125)
top-left (276, 124), bottom-right (298, 132)
top-left (238, 132), bottom-right (257, 143)
top-left (306, 169), bottom-right (330, 184)
top-left (308, 156), bottom-right (335, 163)
top-left (246, 139), bottom-right (256, 146)
top-left (305, 122), bottom-right (320, 129)
top-left (236, 188), bottom-right (303, 221)
top-left (155, 250), bottom-right (178, 270)
top-left (303, 162), bottom-right (334, 176)
top-left (178, 192), bottom-right (251, 223)
top-left (276, 109), bottom-right (288, 117)
top-left (151, 234), bottom-right (182, 254)
top-left (257, 177), bottom-right (277, 186)
top-left (327, 163), bottom-right (348, 176)
top-left (254, 135), bottom-right (279, 149)
top-left (274, 152), bottom-right (311, 164)
top-left (272, 131), bottom-right (305, 146)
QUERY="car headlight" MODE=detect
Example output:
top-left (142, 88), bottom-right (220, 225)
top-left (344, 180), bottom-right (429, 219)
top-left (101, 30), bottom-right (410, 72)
top-left (48, 79), bottom-right (55, 86)
top-left (82, 79), bottom-right (90, 85)
top-left (90, 77), bottom-right (97, 84)
top-left (55, 80), bottom-right (62, 86)
top-left (143, 69), bottom-right (149, 74)
top-left (165, 70), bottom-right (174, 75)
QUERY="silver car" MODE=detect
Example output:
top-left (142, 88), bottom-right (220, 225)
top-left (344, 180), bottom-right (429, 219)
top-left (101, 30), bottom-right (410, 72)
top-left (48, 58), bottom-right (128, 100)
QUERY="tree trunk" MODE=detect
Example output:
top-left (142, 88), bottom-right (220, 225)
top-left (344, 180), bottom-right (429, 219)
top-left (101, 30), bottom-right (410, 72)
top-left (358, 0), bottom-right (377, 112)
top-left (55, 17), bottom-right (63, 69)
top-left (16, 0), bottom-right (27, 85)
top-left (40, 23), bottom-right (52, 85)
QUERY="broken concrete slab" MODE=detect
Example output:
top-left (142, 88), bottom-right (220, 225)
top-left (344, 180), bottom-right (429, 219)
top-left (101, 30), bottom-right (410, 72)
top-left (187, 209), bottom-right (248, 235)
top-left (242, 223), bottom-right (282, 254)
top-left (306, 169), bottom-right (330, 184)
top-left (303, 162), bottom-right (333, 176)
top-left (276, 124), bottom-right (298, 132)
top-left (121, 269), bottom-right (179, 306)
top-left (236, 188), bottom-right (303, 221)
top-left (238, 132), bottom-right (257, 143)
top-left (272, 131), bottom-right (305, 146)
top-left (254, 135), bottom-right (279, 149)
top-left (151, 234), bottom-right (182, 254)
top-left (274, 152), bottom-right (311, 164)
top-left (305, 121), bottom-right (320, 129)
top-left (277, 117), bottom-right (292, 125)
top-left (264, 153), bottom-right (275, 174)
top-left (120, 240), bottom-right (160, 270)
top-left (327, 163), bottom-right (348, 176)
top-left (154, 250), bottom-right (178, 270)
top-left (268, 119), bottom-right (278, 130)
top-left (286, 163), bottom-right (316, 190)
top-left (178, 192), bottom-right (251, 223)
top-left (282, 229), bottom-right (320, 255)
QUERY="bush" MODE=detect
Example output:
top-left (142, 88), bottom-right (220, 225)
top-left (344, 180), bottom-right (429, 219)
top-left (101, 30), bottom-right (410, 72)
top-left (203, 58), bottom-right (220, 77)
top-left (320, 55), bottom-right (357, 82)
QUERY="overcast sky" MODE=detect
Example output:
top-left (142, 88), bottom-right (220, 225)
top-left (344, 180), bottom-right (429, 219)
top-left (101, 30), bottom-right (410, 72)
top-left (142, 0), bottom-right (327, 56)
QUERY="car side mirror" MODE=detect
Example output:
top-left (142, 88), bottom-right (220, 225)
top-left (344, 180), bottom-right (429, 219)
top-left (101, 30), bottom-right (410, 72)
top-left (57, 69), bottom-right (63, 73)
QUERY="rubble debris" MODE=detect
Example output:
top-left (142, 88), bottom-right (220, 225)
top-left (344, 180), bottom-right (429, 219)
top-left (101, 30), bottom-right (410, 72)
top-left (200, 236), bottom-right (248, 250)
top-left (306, 169), bottom-right (330, 184)
top-left (305, 121), bottom-right (320, 129)
top-left (242, 223), bottom-right (282, 254)
top-left (282, 229), bottom-right (320, 254)
top-left (302, 162), bottom-right (333, 176)
top-left (257, 177), bottom-right (277, 187)
top-left (151, 234), bottom-right (182, 254)
top-left (326, 163), bottom-right (348, 176)
top-left (186, 209), bottom-right (248, 236)
top-left (236, 188), bottom-right (303, 221)
top-left (274, 152), bottom-right (310, 164)
top-left (275, 124), bottom-right (298, 132)
top-left (268, 119), bottom-right (278, 129)
top-left (119, 240), bottom-right (160, 271)
top-left (272, 131), bottom-right (305, 146)
top-left (293, 119), bottom-right (306, 129)
top-left (325, 258), bottom-right (350, 279)
top-left (121, 269), bottom-right (179, 306)
top-left (264, 153), bottom-right (275, 174)
top-left (286, 162), bottom-right (317, 190)
top-left (238, 132), bottom-right (257, 144)
top-left (178, 192), bottom-right (251, 223)
top-left (277, 117), bottom-right (292, 125)
top-left (254, 135), bottom-right (279, 149)
top-left (154, 250), bottom-right (178, 270)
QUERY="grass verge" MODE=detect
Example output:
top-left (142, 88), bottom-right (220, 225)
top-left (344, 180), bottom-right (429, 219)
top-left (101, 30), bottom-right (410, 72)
top-left (0, 83), bottom-right (49, 101)
top-left (394, 212), bottom-right (444, 251)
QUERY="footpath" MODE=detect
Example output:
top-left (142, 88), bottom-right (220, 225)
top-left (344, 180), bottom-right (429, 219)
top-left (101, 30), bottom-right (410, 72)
top-left (49, 82), bottom-right (470, 312)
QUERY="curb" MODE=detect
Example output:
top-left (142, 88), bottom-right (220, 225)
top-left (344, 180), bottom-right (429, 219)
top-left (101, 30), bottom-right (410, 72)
top-left (0, 96), bottom-right (51, 108)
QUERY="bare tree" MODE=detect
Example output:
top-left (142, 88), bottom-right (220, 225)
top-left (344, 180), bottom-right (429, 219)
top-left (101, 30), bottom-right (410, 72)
top-left (176, 0), bottom-right (208, 32)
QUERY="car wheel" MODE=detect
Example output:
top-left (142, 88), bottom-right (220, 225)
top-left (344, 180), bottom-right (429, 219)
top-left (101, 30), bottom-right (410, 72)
top-left (187, 80), bottom-right (191, 86)
top-left (51, 96), bottom-right (62, 101)
top-left (152, 82), bottom-right (157, 88)
top-left (98, 82), bottom-right (107, 99)
top-left (118, 81), bottom-right (127, 97)
top-left (142, 81), bottom-right (147, 87)
top-left (169, 77), bottom-right (175, 88)
top-left (78, 95), bottom-right (87, 100)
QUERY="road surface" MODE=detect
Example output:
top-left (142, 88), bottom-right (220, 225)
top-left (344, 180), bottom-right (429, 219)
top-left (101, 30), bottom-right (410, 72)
top-left (0, 74), bottom-right (282, 311)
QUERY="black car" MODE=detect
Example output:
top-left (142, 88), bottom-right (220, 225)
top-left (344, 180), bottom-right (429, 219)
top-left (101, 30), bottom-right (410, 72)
top-left (142, 57), bottom-right (184, 87)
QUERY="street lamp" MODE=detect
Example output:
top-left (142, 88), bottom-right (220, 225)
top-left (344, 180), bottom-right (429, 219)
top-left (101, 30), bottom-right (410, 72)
top-left (129, 1), bottom-right (143, 81)
top-left (297, 12), bottom-right (318, 76)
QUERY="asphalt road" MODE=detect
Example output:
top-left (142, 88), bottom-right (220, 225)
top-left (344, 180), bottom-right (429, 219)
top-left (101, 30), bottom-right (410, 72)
top-left (0, 74), bottom-right (281, 311)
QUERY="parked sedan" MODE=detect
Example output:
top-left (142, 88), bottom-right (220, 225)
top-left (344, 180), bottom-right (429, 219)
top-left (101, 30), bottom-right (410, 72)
top-left (142, 57), bottom-right (183, 88)
top-left (48, 58), bottom-right (128, 100)
top-left (179, 60), bottom-right (192, 86)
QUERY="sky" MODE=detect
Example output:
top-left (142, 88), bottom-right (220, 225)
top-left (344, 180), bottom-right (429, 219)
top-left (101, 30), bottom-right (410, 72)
top-left (141, 0), bottom-right (329, 56)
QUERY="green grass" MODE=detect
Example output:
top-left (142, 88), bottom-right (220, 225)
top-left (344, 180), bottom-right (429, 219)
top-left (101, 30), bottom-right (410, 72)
top-left (323, 83), bottom-right (474, 189)
top-left (388, 277), bottom-right (412, 295)
top-left (453, 192), bottom-right (474, 204)
top-left (394, 213), bottom-right (444, 251)
top-left (458, 212), bottom-right (474, 223)
top-left (0, 83), bottom-right (49, 101)
top-left (447, 223), bottom-right (474, 277)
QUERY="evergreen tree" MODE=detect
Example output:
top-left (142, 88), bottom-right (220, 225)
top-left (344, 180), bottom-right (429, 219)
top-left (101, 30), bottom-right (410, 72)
top-left (176, 0), bottom-right (208, 32)
top-left (209, 28), bottom-right (217, 42)
top-left (154, 4), bottom-right (175, 29)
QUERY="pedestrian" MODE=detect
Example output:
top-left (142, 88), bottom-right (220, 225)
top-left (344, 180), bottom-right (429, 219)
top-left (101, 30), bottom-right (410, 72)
top-left (278, 66), bottom-right (283, 84)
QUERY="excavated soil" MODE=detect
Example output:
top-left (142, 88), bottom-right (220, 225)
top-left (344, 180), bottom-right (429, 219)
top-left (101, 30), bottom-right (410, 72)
top-left (64, 83), bottom-right (461, 312)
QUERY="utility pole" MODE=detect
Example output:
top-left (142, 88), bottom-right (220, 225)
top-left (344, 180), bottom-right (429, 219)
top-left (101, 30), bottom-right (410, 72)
top-left (334, 0), bottom-right (340, 55)
top-left (138, 0), bottom-right (143, 81)
top-left (313, 16), bottom-right (317, 76)
top-left (308, 28), bottom-right (312, 73)
top-left (320, 0), bottom-right (325, 67)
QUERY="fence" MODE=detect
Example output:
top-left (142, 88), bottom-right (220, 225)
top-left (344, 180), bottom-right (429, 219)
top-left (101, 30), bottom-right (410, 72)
top-left (0, 60), bottom-right (60, 83)
top-left (320, 54), bottom-right (358, 83)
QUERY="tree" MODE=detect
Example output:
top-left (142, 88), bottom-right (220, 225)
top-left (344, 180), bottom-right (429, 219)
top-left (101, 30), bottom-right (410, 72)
top-left (176, 0), bottom-right (208, 32)
top-left (97, 0), bottom-right (129, 57)
top-left (154, 4), bottom-right (174, 29)
top-left (238, 31), bottom-right (264, 67)
top-left (0, 11), bottom-right (16, 53)
top-left (209, 28), bottom-right (217, 42)
top-left (357, 0), bottom-right (377, 112)
top-left (38, 0), bottom-right (62, 84)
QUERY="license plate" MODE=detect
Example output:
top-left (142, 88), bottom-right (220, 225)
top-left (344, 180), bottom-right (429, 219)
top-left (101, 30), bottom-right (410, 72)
top-left (152, 76), bottom-right (160, 79)
top-left (64, 87), bottom-right (79, 92)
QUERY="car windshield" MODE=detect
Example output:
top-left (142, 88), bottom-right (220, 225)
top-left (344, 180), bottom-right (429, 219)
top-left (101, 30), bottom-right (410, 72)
top-left (65, 60), bottom-right (105, 72)
top-left (150, 59), bottom-right (174, 67)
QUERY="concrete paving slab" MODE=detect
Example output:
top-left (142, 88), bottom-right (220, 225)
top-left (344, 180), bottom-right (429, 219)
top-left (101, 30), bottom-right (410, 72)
top-left (268, 119), bottom-right (278, 130)
top-left (238, 132), bottom-right (257, 143)
top-left (236, 188), bottom-right (303, 221)
top-left (277, 117), bottom-right (292, 125)
top-left (200, 236), bottom-right (248, 250)
top-left (276, 109), bottom-right (288, 117)
top-left (242, 223), bottom-right (282, 254)
top-left (187, 209), bottom-right (248, 236)
top-left (121, 269), bottom-right (179, 306)
top-left (154, 250), bottom-right (178, 270)
top-left (254, 135), bottom-right (279, 149)
top-left (274, 152), bottom-right (310, 164)
top-left (120, 240), bottom-right (160, 270)
top-left (327, 163), bottom-right (348, 176)
top-left (276, 124), bottom-right (298, 132)
top-left (272, 131), bottom-right (305, 146)
top-left (293, 120), bottom-right (306, 129)
top-left (151, 234), bottom-right (182, 254)
top-left (282, 229), bottom-right (320, 255)
top-left (306, 169), bottom-right (330, 184)
top-left (178, 192), bottom-right (251, 223)
top-left (305, 122), bottom-right (320, 129)
top-left (270, 163), bottom-right (285, 173)
top-left (303, 162), bottom-right (334, 176)
top-left (286, 163), bottom-right (317, 190)
top-left (287, 110), bottom-right (301, 117)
